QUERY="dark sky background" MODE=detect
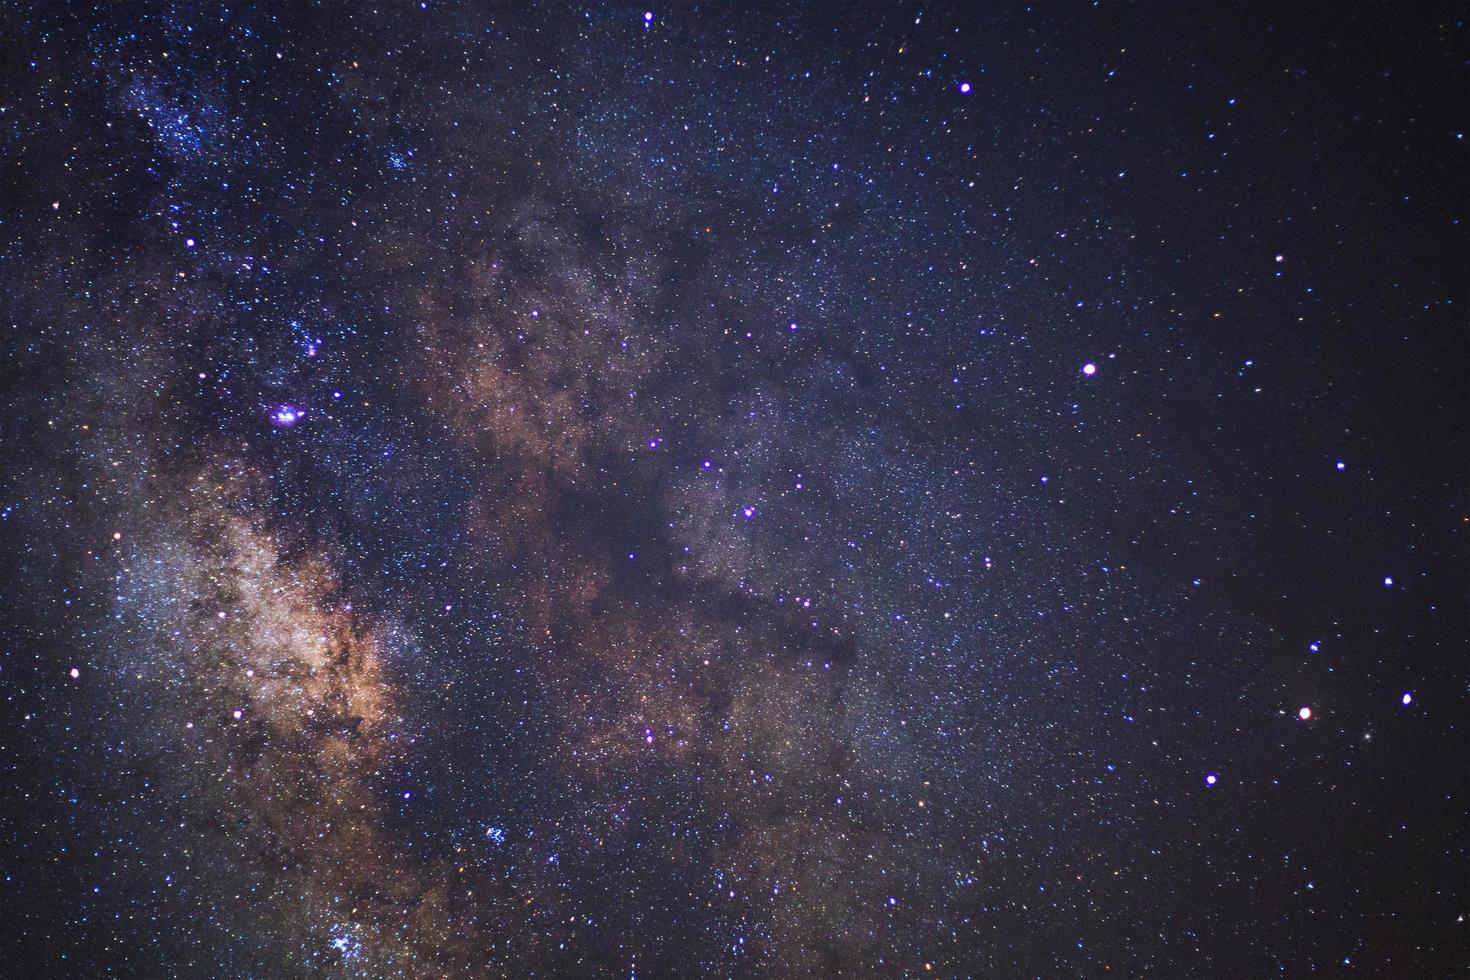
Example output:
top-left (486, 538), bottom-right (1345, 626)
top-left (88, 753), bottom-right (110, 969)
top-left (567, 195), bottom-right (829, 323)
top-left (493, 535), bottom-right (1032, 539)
top-left (1, 2), bottom-right (1466, 977)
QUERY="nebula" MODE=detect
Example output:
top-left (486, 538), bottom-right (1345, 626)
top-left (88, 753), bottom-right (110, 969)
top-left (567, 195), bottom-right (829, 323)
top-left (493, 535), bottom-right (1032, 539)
top-left (2, 3), bottom-right (1463, 977)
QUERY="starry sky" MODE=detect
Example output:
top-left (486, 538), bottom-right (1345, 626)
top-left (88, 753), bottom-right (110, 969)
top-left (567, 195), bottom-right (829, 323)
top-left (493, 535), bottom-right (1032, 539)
top-left (1, 3), bottom-right (1466, 977)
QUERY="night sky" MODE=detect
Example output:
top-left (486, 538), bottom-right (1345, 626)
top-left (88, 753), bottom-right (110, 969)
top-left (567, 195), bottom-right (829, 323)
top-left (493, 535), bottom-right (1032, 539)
top-left (2, 3), bottom-right (1466, 977)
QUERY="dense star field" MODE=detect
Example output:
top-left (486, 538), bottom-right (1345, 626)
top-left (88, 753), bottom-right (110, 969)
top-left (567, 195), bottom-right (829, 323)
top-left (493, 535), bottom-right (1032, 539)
top-left (1, 2), bottom-right (1466, 977)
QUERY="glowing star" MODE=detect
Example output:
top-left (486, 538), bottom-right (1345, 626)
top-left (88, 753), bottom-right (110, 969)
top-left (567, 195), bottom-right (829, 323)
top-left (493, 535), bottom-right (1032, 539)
top-left (958, 81), bottom-right (971, 94)
top-left (1309, 641), bottom-right (1320, 653)
top-left (270, 405), bottom-right (304, 428)
top-left (1297, 706), bottom-right (1312, 721)
top-left (69, 667), bottom-right (80, 679)
top-left (1401, 691), bottom-right (1413, 706)
top-left (1204, 772), bottom-right (1218, 786)
top-left (1383, 575), bottom-right (1393, 587)
top-left (741, 505), bottom-right (756, 520)
top-left (1335, 460), bottom-right (1346, 471)
top-left (1081, 362), bottom-right (1097, 376)
top-left (232, 709), bottom-right (243, 720)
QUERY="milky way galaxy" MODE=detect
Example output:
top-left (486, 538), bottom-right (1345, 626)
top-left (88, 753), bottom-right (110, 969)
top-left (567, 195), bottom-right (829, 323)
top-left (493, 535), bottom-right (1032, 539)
top-left (2, 3), bottom-right (1466, 977)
